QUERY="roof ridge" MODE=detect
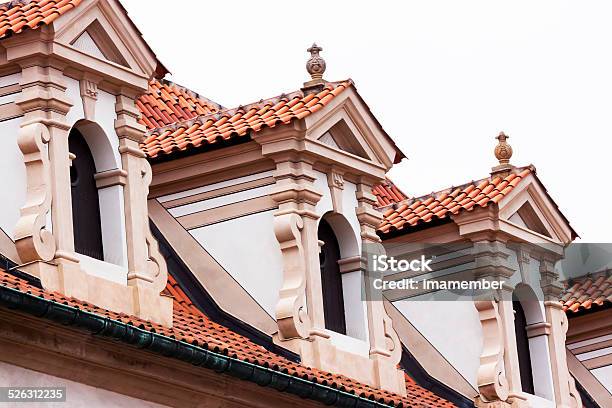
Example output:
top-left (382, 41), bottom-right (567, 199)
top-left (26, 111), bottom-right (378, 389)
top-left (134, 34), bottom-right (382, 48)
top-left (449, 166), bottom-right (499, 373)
top-left (145, 79), bottom-right (352, 137)
top-left (156, 78), bottom-right (225, 110)
top-left (0, 0), bottom-right (30, 9)
top-left (378, 165), bottom-right (534, 210)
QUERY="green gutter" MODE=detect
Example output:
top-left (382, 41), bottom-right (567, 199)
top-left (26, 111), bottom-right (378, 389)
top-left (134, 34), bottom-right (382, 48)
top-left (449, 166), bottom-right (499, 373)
top-left (0, 285), bottom-right (400, 408)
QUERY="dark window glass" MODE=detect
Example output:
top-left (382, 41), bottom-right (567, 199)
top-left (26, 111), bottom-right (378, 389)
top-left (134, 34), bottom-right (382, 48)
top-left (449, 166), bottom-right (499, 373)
top-left (69, 128), bottom-right (104, 260)
top-left (318, 219), bottom-right (346, 334)
top-left (513, 299), bottom-right (535, 394)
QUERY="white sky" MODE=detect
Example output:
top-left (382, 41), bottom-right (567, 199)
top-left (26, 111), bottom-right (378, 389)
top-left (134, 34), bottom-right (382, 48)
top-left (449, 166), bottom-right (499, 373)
top-left (125, 0), bottom-right (610, 242)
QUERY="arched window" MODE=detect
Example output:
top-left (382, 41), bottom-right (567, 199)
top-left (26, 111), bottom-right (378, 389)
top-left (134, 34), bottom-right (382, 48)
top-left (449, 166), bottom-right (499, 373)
top-left (69, 128), bottom-right (104, 260)
top-left (318, 218), bottom-right (346, 334)
top-left (513, 297), bottom-right (535, 394)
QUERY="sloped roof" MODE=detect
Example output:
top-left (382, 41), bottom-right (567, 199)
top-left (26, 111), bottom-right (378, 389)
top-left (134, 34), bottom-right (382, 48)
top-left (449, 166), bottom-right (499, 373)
top-left (0, 266), bottom-right (455, 407)
top-left (142, 81), bottom-right (352, 160)
top-left (561, 270), bottom-right (612, 314)
top-left (0, 0), bottom-right (168, 77)
top-left (378, 167), bottom-right (533, 235)
top-left (138, 79), bottom-right (222, 130)
top-left (373, 178), bottom-right (408, 207)
top-left (0, 0), bottom-right (81, 39)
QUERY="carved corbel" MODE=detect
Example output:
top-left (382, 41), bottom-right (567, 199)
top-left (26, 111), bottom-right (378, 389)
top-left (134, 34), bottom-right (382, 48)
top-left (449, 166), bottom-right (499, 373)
top-left (274, 213), bottom-right (311, 339)
top-left (14, 123), bottom-right (56, 262)
top-left (382, 314), bottom-right (402, 363)
top-left (326, 168), bottom-right (344, 213)
top-left (475, 299), bottom-right (510, 403)
top-left (142, 159), bottom-right (168, 294)
top-left (516, 245), bottom-right (531, 284)
top-left (79, 77), bottom-right (99, 121)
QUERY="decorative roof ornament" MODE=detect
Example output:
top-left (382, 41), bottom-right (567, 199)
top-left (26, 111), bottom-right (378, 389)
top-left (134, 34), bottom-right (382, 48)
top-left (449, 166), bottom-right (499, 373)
top-left (303, 43), bottom-right (327, 93)
top-left (491, 131), bottom-right (515, 176)
top-left (494, 132), bottom-right (513, 164)
top-left (306, 43), bottom-right (326, 80)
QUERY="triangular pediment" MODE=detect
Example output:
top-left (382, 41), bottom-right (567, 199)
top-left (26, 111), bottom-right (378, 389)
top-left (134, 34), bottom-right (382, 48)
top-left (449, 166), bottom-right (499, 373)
top-left (303, 86), bottom-right (403, 170)
top-left (316, 120), bottom-right (370, 160)
top-left (52, 0), bottom-right (161, 80)
top-left (508, 202), bottom-right (552, 238)
top-left (497, 173), bottom-right (574, 244)
top-left (70, 20), bottom-right (129, 67)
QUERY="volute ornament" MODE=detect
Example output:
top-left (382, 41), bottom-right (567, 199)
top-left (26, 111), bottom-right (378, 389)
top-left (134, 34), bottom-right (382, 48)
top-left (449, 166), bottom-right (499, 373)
top-left (14, 122), bottom-right (56, 262)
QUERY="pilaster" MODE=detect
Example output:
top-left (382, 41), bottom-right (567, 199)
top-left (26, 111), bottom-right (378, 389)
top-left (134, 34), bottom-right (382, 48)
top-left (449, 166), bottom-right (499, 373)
top-left (115, 91), bottom-right (172, 325)
top-left (539, 257), bottom-right (581, 408)
top-left (269, 154), bottom-right (322, 339)
top-left (14, 57), bottom-right (83, 291)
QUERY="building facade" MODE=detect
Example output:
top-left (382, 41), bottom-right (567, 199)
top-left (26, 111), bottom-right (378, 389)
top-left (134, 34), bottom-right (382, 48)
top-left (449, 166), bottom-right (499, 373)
top-left (0, 1), bottom-right (609, 407)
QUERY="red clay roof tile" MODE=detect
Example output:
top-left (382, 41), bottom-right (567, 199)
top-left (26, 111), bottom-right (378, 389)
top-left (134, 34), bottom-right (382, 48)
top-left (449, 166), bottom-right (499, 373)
top-left (141, 81), bottom-right (352, 160)
top-left (1, 267), bottom-right (455, 407)
top-left (0, 0), bottom-right (81, 39)
top-left (372, 178), bottom-right (409, 207)
top-left (560, 270), bottom-right (612, 313)
top-left (378, 167), bottom-right (533, 235)
top-left (138, 79), bottom-right (222, 130)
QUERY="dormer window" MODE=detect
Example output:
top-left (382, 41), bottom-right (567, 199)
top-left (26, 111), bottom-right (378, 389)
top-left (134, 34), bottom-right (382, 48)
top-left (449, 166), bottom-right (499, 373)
top-left (513, 298), bottom-right (535, 394)
top-left (318, 218), bottom-right (347, 334)
top-left (69, 127), bottom-right (104, 261)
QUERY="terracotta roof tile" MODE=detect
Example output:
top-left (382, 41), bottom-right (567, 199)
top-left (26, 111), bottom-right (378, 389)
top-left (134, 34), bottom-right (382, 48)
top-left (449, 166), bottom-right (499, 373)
top-left (378, 167), bottom-right (533, 235)
top-left (373, 178), bottom-right (409, 207)
top-left (163, 273), bottom-right (204, 317)
top-left (0, 267), bottom-right (455, 407)
top-left (0, 0), bottom-right (82, 40)
top-left (141, 81), bottom-right (352, 160)
top-left (138, 79), bottom-right (222, 130)
top-left (560, 270), bottom-right (612, 313)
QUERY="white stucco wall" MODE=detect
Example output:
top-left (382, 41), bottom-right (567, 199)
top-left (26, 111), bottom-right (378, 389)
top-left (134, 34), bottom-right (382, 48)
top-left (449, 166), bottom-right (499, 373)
top-left (189, 210), bottom-right (283, 319)
top-left (0, 117), bottom-right (25, 241)
top-left (393, 299), bottom-right (483, 388)
top-left (0, 73), bottom-right (25, 242)
top-left (0, 361), bottom-right (167, 407)
top-left (591, 365), bottom-right (612, 393)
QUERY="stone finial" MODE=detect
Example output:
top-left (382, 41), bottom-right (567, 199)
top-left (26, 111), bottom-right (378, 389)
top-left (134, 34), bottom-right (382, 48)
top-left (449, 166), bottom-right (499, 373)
top-left (306, 43), bottom-right (326, 80)
top-left (494, 132), bottom-right (513, 165)
top-left (303, 43), bottom-right (326, 93)
top-left (491, 131), bottom-right (515, 176)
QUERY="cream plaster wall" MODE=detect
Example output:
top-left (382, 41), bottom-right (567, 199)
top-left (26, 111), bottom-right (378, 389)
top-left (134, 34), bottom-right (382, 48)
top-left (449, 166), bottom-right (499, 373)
top-left (341, 270), bottom-right (369, 342)
top-left (591, 365), bottom-right (612, 393)
top-left (0, 73), bottom-right (25, 243)
top-left (393, 299), bottom-right (482, 388)
top-left (341, 180), bottom-right (361, 253)
top-left (189, 210), bottom-right (283, 319)
top-left (0, 117), bottom-right (25, 242)
top-left (0, 361), bottom-right (167, 407)
top-left (314, 170), bottom-right (333, 215)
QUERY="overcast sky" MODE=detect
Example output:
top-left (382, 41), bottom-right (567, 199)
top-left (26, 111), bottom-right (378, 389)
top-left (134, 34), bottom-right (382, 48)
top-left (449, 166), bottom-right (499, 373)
top-left (125, 1), bottom-right (610, 242)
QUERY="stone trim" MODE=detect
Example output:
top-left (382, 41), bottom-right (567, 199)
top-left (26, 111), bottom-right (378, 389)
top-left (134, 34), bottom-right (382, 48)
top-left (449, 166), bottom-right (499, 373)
top-left (162, 176), bottom-right (275, 209)
top-left (338, 256), bottom-right (364, 274)
top-left (176, 196), bottom-right (277, 230)
top-left (94, 168), bottom-right (127, 188)
top-left (526, 322), bottom-right (552, 338)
